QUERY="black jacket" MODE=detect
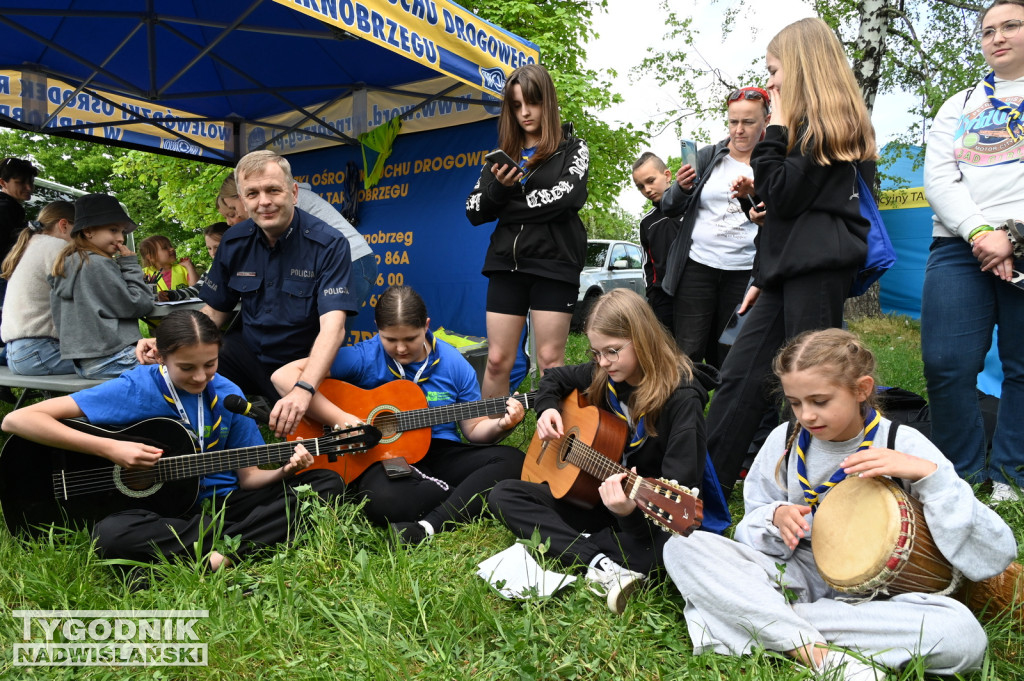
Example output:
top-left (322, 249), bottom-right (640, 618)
top-left (638, 204), bottom-right (682, 291)
top-left (658, 138), bottom-right (735, 296)
top-left (0, 192), bottom-right (26, 261)
top-left (534, 361), bottom-right (720, 493)
top-left (750, 125), bottom-right (873, 288)
top-left (466, 123), bottom-right (589, 285)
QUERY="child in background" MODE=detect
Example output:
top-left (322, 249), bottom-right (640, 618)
top-left (157, 222), bottom-right (230, 302)
top-left (665, 328), bottom-right (1016, 680)
top-left (1, 200), bottom-right (76, 375)
top-left (49, 194), bottom-right (154, 379)
top-left (139, 234), bottom-right (198, 294)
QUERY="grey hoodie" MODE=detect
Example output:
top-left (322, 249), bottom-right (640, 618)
top-left (48, 252), bottom-right (154, 360)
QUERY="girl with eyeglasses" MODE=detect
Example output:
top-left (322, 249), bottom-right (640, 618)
top-left (704, 18), bottom-right (878, 499)
top-left (0, 201), bottom-right (76, 375)
top-left (489, 289), bottom-right (720, 615)
top-left (659, 86), bottom-right (770, 368)
top-left (923, 0), bottom-right (1024, 502)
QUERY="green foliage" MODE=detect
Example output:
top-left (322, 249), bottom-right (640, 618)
top-left (635, 0), bottom-right (987, 146)
top-left (469, 0), bottom-right (647, 214)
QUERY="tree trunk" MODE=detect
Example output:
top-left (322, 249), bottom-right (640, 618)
top-left (845, 281), bottom-right (883, 319)
top-left (852, 0), bottom-right (892, 112)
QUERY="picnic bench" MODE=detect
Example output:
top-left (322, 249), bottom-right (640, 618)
top-left (0, 367), bottom-right (108, 410)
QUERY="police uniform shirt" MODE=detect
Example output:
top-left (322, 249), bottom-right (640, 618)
top-left (200, 207), bottom-right (355, 366)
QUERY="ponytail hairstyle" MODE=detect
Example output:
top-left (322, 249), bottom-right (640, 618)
top-left (497, 64), bottom-right (563, 168)
top-left (374, 285), bottom-right (428, 330)
top-left (155, 309), bottom-right (222, 358)
top-left (766, 18), bottom-right (877, 165)
top-left (138, 234), bottom-right (174, 269)
top-left (772, 328), bottom-right (879, 484)
top-left (584, 289), bottom-right (694, 438)
top-left (1, 200), bottom-right (74, 279)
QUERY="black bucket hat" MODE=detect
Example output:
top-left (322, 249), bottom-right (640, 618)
top-left (72, 193), bottom-right (138, 235)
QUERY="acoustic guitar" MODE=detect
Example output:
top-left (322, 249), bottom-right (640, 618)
top-left (290, 379), bottom-right (536, 483)
top-left (521, 390), bottom-right (703, 536)
top-left (0, 418), bottom-right (378, 536)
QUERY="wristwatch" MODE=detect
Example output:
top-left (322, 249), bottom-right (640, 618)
top-left (293, 380), bottom-right (316, 396)
top-left (998, 219), bottom-right (1024, 259)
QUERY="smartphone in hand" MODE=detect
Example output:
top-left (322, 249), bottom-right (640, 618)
top-left (680, 139), bottom-right (701, 179)
top-left (485, 149), bottom-right (520, 169)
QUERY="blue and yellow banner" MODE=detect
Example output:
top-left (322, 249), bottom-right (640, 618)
top-left (274, 0), bottom-right (539, 95)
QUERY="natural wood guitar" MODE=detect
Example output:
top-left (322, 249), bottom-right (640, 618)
top-left (521, 390), bottom-right (703, 536)
top-left (290, 379), bottom-right (535, 483)
top-left (0, 417), bottom-right (377, 536)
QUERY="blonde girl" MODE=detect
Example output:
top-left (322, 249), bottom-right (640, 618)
top-left (706, 17), bottom-right (879, 497)
top-left (489, 289), bottom-right (720, 615)
top-left (665, 329), bottom-right (1016, 680)
top-left (466, 63), bottom-right (589, 400)
top-left (1, 201), bottom-right (76, 375)
top-left (138, 234), bottom-right (198, 293)
top-left (49, 194), bottom-right (154, 379)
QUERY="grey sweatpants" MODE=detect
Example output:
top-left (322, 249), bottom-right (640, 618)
top-left (663, 532), bottom-right (988, 674)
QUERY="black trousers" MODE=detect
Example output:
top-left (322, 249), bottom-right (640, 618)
top-left (216, 329), bottom-right (287, 403)
top-left (706, 266), bottom-right (856, 496)
top-left (488, 479), bottom-right (666, 575)
top-left (645, 285), bottom-right (675, 334)
top-left (91, 470), bottom-right (343, 563)
top-left (672, 260), bottom-right (751, 368)
top-left (354, 438), bottom-right (524, 530)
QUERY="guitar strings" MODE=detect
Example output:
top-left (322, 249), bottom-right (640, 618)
top-left (49, 430), bottom-right (366, 499)
top-left (392, 393), bottom-right (534, 432)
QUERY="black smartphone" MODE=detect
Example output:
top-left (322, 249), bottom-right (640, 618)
top-left (484, 149), bottom-right (520, 170)
top-left (382, 456), bottom-right (412, 479)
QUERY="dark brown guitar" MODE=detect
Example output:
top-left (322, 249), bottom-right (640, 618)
top-left (290, 379), bottom-right (535, 483)
top-left (0, 417), bottom-right (378, 536)
top-left (521, 390), bottom-right (703, 536)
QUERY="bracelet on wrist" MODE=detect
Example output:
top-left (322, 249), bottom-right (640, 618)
top-left (294, 380), bottom-right (316, 396)
top-left (968, 225), bottom-right (994, 246)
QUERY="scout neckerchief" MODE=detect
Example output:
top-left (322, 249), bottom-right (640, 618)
top-left (519, 147), bottom-right (536, 185)
top-left (983, 71), bottom-right (1024, 142)
top-left (159, 364), bottom-right (221, 450)
top-left (385, 331), bottom-right (440, 384)
top-left (606, 378), bottom-right (647, 450)
top-left (795, 407), bottom-right (881, 513)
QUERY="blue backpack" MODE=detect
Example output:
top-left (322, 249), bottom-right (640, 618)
top-left (849, 169), bottom-right (897, 297)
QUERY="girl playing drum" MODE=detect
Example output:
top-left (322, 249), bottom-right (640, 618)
top-left (664, 329), bottom-right (1016, 680)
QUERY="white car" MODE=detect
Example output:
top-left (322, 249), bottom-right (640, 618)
top-left (572, 239), bottom-right (646, 329)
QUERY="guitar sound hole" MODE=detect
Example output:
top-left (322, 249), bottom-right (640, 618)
top-left (113, 469), bottom-right (162, 498)
top-left (373, 413), bottom-right (398, 438)
top-left (560, 433), bottom-right (577, 465)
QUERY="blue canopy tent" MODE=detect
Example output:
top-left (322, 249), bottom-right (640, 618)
top-left (0, 1), bottom-right (538, 345)
top-left (0, 0), bottom-right (536, 161)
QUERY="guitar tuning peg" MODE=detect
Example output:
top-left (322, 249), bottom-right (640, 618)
top-left (669, 479), bottom-right (678, 486)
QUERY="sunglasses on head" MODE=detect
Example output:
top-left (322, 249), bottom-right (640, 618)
top-left (728, 87), bottom-right (770, 104)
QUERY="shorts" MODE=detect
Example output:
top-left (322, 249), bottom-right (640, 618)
top-left (486, 271), bottom-right (578, 316)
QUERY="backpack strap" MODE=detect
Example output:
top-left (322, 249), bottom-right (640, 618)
top-left (887, 420), bottom-right (900, 450)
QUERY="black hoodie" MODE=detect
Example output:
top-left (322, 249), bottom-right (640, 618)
top-left (466, 123), bottom-right (589, 285)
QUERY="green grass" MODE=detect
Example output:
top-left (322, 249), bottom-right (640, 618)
top-left (0, 316), bottom-right (1020, 679)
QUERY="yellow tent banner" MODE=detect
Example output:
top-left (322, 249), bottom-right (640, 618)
top-left (274, 0), bottom-right (539, 95)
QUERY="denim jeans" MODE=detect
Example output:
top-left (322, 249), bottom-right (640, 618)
top-left (7, 337), bottom-right (76, 375)
top-left (346, 253), bottom-right (378, 337)
top-left (74, 344), bottom-right (139, 379)
top-left (921, 237), bottom-right (1024, 485)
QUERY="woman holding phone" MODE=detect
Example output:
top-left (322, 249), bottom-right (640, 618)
top-left (466, 64), bottom-right (589, 399)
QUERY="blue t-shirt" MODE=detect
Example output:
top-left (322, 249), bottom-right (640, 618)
top-left (72, 364), bottom-right (264, 501)
top-left (328, 334), bottom-right (480, 441)
top-left (200, 207), bottom-right (355, 366)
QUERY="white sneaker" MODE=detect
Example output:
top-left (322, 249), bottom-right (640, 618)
top-left (585, 557), bottom-right (644, 614)
top-left (816, 650), bottom-right (885, 681)
top-left (991, 482), bottom-right (1021, 505)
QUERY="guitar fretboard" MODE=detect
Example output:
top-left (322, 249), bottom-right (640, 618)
top-left (387, 392), bottom-right (535, 433)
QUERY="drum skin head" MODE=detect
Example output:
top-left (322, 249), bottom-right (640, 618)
top-left (812, 476), bottom-right (901, 588)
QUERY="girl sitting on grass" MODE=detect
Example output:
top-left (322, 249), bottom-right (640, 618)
top-left (664, 328), bottom-right (1016, 680)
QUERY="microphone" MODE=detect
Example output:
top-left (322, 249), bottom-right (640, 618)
top-left (224, 394), bottom-right (271, 424)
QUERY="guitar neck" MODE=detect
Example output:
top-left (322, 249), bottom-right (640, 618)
top-left (393, 392), bottom-right (535, 433)
top-left (153, 435), bottom-right (330, 482)
top-left (563, 436), bottom-right (638, 488)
